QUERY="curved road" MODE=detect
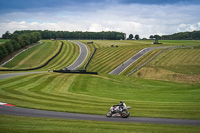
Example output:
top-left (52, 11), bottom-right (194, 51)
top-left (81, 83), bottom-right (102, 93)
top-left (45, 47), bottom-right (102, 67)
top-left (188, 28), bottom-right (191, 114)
top-left (0, 73), bottom-right (200, 126)
top-left (0, 105), bottom-right (200, 126)
top-left (0, 71), bottom-right (46, 79)
top-left (66, 41), bottom-right (88, 70)
top-left (1, 49), bottom-right (200, 125)
top-left (109, 46), bottom-right (172, 75)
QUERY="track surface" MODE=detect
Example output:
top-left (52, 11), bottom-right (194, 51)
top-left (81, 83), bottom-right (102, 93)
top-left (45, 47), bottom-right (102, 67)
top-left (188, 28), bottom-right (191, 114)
top-left (0, 73), bottom-right (200, 125)
top-left (109, 46), bottom-right (171, 75)
top-left (0, 106), bottom-right (200, 126)
top-left (0, 72), bottom-right (46, 79)
top-left (66, 41), bottom-right (88, 70)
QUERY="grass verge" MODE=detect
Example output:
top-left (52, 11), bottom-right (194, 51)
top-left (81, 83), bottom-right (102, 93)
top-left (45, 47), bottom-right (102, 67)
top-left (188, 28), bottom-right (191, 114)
top-left (0, 115), bottom-right (199, 133)
top-left (0, 73), bottom-right (199, 119)
top-left (3, 40), bottom-right (59, 69)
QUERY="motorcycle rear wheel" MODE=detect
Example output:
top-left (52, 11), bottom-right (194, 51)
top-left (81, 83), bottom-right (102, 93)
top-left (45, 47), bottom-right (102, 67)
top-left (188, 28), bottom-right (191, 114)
top-left (106, 111), bottom-right (112, 117)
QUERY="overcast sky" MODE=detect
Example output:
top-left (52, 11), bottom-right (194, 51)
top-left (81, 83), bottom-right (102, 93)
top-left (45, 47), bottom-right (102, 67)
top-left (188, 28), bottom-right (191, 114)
top-left (0, 0), bottom-right (200, 38)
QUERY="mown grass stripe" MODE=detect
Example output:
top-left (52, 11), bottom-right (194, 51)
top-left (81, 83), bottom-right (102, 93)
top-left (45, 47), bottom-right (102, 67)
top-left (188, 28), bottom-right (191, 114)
top-left (40, 41), bottom-right (80, 70)
top-left (3, 40), bottom-right (58, 69)
top-left (88, 48), bottom-right (122, 71)
top-left (0, 73), bottom-right (112, 109)
top-left (88, 47), bottom-right (140, 73)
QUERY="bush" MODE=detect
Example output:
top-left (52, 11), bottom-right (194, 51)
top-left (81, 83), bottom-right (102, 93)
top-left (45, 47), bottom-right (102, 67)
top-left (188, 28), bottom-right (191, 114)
top-left (0, 44), bottom-right (8, 58)
top-left (137, 72), bottom-right (142, 77)
top-left (0, 49), bottom-right (4, 60)
top-left (0, 31), bottom-right (42, 61)
top-left (11, 39), bottom-right (21, 50)
top-left (5, 41), bottom-right (14, 53)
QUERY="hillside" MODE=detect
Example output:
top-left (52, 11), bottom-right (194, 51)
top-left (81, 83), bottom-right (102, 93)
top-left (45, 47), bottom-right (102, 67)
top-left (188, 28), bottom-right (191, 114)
top-left (2, 40), bottom-right (59, 69)
top-left (1, 40), bottom-right (81, 71)
top-left (0, 40), bottom-right (200, 119)
top-left (129, 46), bottom-right (200, 83)
top-left (81, 40), bottom-right (200, 79)
top-left (0, 72), bottom-right (200, 119)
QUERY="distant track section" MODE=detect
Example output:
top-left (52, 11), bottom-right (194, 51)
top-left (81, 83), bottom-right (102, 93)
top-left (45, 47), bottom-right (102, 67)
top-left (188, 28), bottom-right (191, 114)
top-left (127, 44), bottom-right (200, 76)
top-left (66, 41), bottom-right (88, 70)
top-left (109, 46), bottom-right (172, 75)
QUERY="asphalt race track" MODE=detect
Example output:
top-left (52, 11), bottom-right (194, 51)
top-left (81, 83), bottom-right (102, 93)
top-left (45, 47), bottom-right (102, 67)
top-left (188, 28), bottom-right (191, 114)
top-left (0, 73), bottom-right (200, 126)
top-left (66, 41), bottom-right (88, 70)
top-left (0, 105), bottom-right (200, 126)
top-left (0, 72), bottom-right (45, 79)
top-left (0, 45), bottom-right (200, 126)
top-left (109, 46), bottom-right (172, 75)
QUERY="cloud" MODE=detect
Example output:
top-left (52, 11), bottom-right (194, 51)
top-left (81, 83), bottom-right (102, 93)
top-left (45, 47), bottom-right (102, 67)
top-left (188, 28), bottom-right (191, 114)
top-left (0, 2), bottom-right (200, 38)
top-left (198, 22), bottom-right (200, 27)
top-left (177, 23), bottom-right (199, 32)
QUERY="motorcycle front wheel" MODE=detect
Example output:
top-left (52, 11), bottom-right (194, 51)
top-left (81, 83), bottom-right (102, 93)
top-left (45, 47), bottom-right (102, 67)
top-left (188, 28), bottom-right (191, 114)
top-left (106, 111), bottom-right (112, 117)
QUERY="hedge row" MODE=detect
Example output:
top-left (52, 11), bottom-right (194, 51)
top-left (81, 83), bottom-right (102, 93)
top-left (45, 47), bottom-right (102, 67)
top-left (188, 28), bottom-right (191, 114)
top-left (0, 32), bottom-right (41, 61)
top-left (0, 41), bottom-right (63, 71)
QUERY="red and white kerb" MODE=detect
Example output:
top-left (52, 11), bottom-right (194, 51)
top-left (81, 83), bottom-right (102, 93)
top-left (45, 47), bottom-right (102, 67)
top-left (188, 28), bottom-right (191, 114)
top-left (0, 102), bottom-right (15, 107)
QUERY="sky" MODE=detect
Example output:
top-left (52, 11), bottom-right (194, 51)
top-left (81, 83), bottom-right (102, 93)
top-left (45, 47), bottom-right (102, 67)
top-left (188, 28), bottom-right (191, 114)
top-left (0, 0), bottom-right (200, 38)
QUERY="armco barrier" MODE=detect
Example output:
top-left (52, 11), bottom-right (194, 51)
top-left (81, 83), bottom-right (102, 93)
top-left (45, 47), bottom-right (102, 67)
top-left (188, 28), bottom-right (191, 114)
top-left (84, 48), bottom-right (97, 70)
top-left (0, 41), bottom-right (64, 71)
top-left (53, 69), bottom-right (98, 75)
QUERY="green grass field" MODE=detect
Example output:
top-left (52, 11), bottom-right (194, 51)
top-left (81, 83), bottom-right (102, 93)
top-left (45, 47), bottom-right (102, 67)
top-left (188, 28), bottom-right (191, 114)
top-left (3, 40), bottom-right (59, 69)
top-left (81, 40), bottom-right (200, 75)
top-left (129, 46), bottom-right (200, 83)
top-left (0, 40), bottom-right (200, 132)
top-left (81, 40), bottom-right (200, 48)
top-left (0, 72), bottom-right (199, 119)
top-left (0, 115), bottom-right (199, 133)
top-left (152, 47), bottom-right (200, 74)
top-left (86, 46), bottom-right (145, 73)
top-left (0, 39), bottom-right (9, 44)
top-left (40, 40), bottom-right (80, 71)
top-left (2, 40), bottom-right (80, 71)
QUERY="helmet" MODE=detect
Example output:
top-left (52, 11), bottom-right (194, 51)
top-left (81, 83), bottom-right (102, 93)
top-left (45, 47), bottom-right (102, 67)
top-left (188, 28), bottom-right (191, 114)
top-left (120, 101), bottom-right (124, 104)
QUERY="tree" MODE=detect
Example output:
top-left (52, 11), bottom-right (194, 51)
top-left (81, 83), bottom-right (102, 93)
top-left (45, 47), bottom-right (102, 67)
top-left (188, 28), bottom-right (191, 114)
top-left (10, 39), bottom-right (21, 50)
top-left (5, 41), bottom-right (14, 53)
top-left (135, 34), bottom-right (139, 40)
top-left (21, 34), bottom-right (31, 46)
top-left (2, 31), bottom-right (11, 39)
top-left (0, 44), bottom-right (8, 58)
top-left (29, 33), bottom-right (37, 43)
top-left (116, 34), bottom-right (123, 40)
top-left (149, 35), bottom-right (154, 40)
top-left (0, 31), bottom-right (42, 61)
top-left (0, 49), bottom-right (3, 60)
top-left (33, 32), bottom-right (41, 41)
top-left (129, 34), bottom-right (133, 40)
top-left (154, 35), bottom-right (161, 40)
top-left (11, 33), bottom-right (20, 41)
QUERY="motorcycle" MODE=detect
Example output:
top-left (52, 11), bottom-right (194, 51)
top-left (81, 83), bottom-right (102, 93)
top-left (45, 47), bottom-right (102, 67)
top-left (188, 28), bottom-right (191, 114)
top-left (106, 105), bottom-right (131, 118)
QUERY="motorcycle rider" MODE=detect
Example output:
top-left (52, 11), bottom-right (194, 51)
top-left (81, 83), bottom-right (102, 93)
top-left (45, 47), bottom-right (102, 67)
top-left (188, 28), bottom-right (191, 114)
top-left (113, 101), bottom-right (126, 111)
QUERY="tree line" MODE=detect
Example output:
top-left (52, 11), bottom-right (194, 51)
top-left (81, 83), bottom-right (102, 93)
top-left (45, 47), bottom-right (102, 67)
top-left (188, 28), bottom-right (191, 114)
top-left (3, 30), bottom-right (126, 40)
top-left (0, 31), bottom-right (41, 61)
top-left (149, 30), bottom-right (200, 40)
top-left (128, 34), bottom-right (140, 40)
